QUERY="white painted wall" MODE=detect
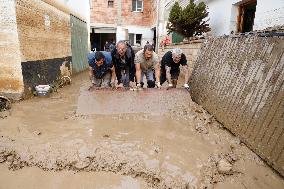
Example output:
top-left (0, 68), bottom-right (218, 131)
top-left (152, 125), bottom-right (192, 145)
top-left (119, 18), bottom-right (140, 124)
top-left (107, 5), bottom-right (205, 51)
top-left (53, 0), bottom-right (91, 47)
top-left (163, 0), bottom-right (284, 37)
top-left (254, 0), bottom-right (284, 30)
top-left (54, 0), bottom-right (90, 21)
top-left (205, 0), bottom-right (233, 36)
top-left (124, 25), bottom-right (154, 46)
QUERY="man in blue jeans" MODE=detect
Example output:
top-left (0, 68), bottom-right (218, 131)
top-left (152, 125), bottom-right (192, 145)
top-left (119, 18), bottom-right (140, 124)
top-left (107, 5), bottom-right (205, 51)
top-left (87, 51), bottom-right (116, 88)
top-left (134, 44), bottom-right (161, 89)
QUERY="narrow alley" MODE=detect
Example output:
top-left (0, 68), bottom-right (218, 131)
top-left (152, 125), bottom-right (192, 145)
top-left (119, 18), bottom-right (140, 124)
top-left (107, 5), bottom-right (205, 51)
top-left (0, 0), bottom-right (284, 189)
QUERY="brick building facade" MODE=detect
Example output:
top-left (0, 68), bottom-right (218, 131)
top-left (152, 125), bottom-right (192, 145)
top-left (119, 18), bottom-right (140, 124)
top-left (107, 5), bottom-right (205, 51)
top-left (90, 0), bottom-right (157, 50)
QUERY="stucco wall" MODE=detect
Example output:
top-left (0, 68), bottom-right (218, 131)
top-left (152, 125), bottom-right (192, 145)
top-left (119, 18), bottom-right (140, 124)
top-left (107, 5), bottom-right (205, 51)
top-left (190, 35), bottom-right (284, 176)
top-left (16, 0), bottom-right (72, 97)
top-left (0, 0), bottom-right (24, 100)
top-left (254, 0), bottom-right (284, 30)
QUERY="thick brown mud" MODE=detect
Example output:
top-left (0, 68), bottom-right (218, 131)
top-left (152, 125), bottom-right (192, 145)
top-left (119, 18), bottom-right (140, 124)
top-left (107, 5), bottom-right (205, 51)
top-left (0, 72), bottom-right (283, 189)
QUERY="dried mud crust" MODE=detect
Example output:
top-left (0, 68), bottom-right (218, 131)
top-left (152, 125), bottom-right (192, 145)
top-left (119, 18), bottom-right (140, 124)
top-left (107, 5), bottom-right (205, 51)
top-left (0, 136), bottom-right (194, 189)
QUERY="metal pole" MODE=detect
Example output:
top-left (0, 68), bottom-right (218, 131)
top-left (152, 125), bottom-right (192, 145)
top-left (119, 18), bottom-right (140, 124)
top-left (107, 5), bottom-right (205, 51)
top-left (155, 0), bottom-right (160, 53)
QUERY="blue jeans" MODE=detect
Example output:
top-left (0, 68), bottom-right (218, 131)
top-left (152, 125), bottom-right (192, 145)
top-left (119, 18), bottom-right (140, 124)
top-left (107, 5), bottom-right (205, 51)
top-left (121, 67), bottom-right (130, 87)
top-left (140, 69), bottom-right (155, 88)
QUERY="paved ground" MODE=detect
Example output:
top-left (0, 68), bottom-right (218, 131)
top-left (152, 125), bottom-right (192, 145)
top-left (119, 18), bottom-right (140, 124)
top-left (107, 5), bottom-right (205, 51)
top-left (0, 72), bottom-right (283, 189)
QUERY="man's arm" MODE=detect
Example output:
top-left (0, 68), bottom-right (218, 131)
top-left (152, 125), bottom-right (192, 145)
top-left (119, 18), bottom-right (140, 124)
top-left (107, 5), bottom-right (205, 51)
top-left (182, 65), bottom-right (189, 84)
top-left (110, 65), bottom-right (116, 83)
top-left (135, 63), bottom-right (141, 86)
top-left (154, 62), bottom-right (160, 83)
top-left (89, 66), bottom-right (94, 84)
top-left (165, 65), bottom-right (172, 84)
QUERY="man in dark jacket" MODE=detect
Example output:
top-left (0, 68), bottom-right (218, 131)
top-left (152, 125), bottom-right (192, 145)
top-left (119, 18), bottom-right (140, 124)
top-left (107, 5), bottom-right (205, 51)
top-left (111, 41), bottom-right (136, 88)
top-left (160, 48), bottom-right (189, 89)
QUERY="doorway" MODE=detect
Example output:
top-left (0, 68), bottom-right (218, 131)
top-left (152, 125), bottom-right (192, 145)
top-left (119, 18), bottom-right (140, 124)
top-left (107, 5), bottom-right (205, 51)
top-left (237, 0), bottom-right (257, 33)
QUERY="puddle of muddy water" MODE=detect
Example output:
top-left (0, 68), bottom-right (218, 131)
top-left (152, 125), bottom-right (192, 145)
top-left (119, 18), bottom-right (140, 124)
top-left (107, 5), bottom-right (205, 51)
top-left (76, 87), bottom-right (191, 115)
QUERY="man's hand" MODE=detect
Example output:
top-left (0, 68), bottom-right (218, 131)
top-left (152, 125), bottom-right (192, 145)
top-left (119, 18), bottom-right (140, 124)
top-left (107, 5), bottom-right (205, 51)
top-left (167, 83), bottom-right (174, 90)
top-left (156, 81), bottom-right (161, 89)
top-left (116, 83), bottom-right (124, 88)
top-left (91, 79), bottom-right (95, 85)
top-left (129, 81), bottom-right (136, 88)
top-left (136, 83), bottom-right (143, 90)
top-left (110, 82), bottom-right (115, 89)
top-left (183, 83), bottom-right (189, 89)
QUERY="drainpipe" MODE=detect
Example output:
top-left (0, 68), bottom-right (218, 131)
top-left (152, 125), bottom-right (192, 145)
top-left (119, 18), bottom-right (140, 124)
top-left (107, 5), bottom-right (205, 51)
top-left (155, 0), bottom-right (160, 53)
top-left (117, 0), bottom-right (122, 26)
top-left (117, 0), bottom-right (122, 41)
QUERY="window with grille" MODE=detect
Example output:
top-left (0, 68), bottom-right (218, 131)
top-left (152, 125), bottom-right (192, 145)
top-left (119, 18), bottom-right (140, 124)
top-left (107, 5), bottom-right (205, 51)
top-left (108, 0), bottom-right (114, 8)
top-left (132, 0), bottom-right (143, 12)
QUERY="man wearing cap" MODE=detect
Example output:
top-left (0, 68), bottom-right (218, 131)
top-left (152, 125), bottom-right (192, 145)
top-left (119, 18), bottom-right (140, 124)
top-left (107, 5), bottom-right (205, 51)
top-left (134, 44), bottom-right (161, 89)
top-left (87, 51), bottom-right (116, 88)
top-left (160, 48), bottom-right (190, 89)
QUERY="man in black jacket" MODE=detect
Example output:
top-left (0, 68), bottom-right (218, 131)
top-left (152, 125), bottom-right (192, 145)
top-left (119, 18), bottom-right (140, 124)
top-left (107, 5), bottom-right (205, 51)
top-left (111, 41), bottom-right (136, 88)
top-left (160, 48), bottom-right (189, 89)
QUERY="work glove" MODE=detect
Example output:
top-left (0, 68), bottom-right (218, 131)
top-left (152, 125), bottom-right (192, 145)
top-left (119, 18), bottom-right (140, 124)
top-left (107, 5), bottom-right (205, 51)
top-left (156, 81), bottom-right (161, 89)
top-left (183, 83), bottom-right (190, 89)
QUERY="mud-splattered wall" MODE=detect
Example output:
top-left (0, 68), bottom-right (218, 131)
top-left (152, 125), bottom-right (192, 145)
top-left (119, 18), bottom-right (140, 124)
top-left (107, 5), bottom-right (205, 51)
top-left (0, 0), bottom-right (24, 100)
top-left (190, 35), bottom-right (284, 176)
top-left (16, 0), bottom-right (71, 96)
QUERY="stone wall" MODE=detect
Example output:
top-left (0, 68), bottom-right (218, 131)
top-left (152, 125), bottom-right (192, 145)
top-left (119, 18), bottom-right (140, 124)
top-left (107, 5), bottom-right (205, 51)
top-left (0, 0), bottom-right (24, 100)
top-left (190, 35), bottom-right (284, 176)
top-left (16, 0), bottom-right (72, 97)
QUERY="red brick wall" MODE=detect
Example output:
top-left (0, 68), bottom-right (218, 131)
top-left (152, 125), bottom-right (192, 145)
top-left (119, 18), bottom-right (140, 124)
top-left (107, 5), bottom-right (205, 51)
top-left (90, 0), bottom-right (118, 24)
top-left (90, 0), bottom-right (156, 26)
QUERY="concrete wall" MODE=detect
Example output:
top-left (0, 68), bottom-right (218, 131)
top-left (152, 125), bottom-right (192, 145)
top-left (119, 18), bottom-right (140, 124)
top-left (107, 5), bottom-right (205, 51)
top-left (16, 0), bottom-right (72, 97)
top-left (190, 35), bottom-right (284, 176)
top-left (0, 0), bottom-right (24, 100)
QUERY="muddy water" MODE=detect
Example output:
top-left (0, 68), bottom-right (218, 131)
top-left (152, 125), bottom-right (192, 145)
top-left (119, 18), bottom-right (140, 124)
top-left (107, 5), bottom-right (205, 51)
top-left (0, 164), bottom-right (148, 189)
top-left (0, 72), bottom-right (284, 189)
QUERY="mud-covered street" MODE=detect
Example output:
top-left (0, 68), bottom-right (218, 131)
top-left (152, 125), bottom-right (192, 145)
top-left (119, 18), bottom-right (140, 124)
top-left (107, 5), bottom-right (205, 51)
top-left (0, 72), bottom-right (283, 189)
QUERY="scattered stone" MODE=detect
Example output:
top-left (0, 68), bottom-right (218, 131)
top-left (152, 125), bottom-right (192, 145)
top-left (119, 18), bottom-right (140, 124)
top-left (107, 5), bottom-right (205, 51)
top-left (195, 109), bottom-right (203, 113)
top-left (33, 130), bottom-right (42, 136)
top-left (0, 111), bottom-right (10, 119)
top-left (195, 123), bottom-right (209, 134)
top-left (74, 160), bottom-right (91, 170)
top-left (217, 159), bottom-right (232, 174)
